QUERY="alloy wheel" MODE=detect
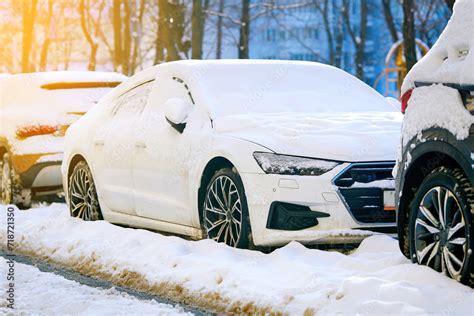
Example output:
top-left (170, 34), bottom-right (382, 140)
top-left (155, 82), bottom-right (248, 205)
top-left (69, 166), bottom-right (100, 221)
top-left (414, 186), bottom-right (467, 281)
top-left (204, 175), bottom-right (243, 247)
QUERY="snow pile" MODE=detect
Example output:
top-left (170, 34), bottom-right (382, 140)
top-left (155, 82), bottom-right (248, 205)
top-left (402, 0), bottom-right (474, 90)
top-left (402, 85), bottom-right (474, 145)
top-left (0, 257), bottom-right (190, 315)
top-left (1, 204), bottom-right (472, 314)
top-left (214, 111), bottom-right (402, 162)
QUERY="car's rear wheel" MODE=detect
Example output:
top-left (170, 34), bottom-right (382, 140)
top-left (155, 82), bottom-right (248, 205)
top-left (69, 161), bottom-right (102, 221)
top-left (1, 154), bottom-right (31, 209)
top-left (203, 167), bottom-right (252, 248)
top-left (1, 154), bottom-right (13, 205)
top-left (409, 167), bottom-right (473, 285)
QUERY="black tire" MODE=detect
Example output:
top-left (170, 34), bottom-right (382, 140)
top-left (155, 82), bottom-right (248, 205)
top-left (202, 167), bottom-right (253, 249)
top-left (1, 154), bottom-right (31, 209)
top-left (408, 166), bottom-right (473, 285)
top-left (68, 161), bottom-right (102, 221)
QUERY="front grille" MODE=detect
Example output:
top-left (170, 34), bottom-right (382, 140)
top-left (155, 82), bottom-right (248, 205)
top-left (333, 162), bottom-right (396, 224)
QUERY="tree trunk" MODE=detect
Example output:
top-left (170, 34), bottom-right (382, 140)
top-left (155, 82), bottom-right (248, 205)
top-left (40, 0), bottom-right (53, 71)
top-left (192, 0), bottom-right (204, 59)
top-left (382, 0), bottom-right (399, 42)
top-left (122, 0), bottom-right (132, 75)
top-left (317, 0), bottom-right (334, 64)
top-left (216, 0), bottom-right (224, 59)
top-left (131, 0), bottom-right (146, 73)
top-left (334, 12), bottom-right (344, 68)
top-left (79, 0), bottom-right (98, 71)
top-left (113, 0), bottom-right (123, 70)
top-left (238, 0), bottom-right (250, 59)
top-left (355, 0), bottom-right (368, 80)
top-left (154, 0), bottom-right (165, 64)
top-left (22, 0), bottom-right (38, 73)
top-left (403, 0), bottom-right (417, 72)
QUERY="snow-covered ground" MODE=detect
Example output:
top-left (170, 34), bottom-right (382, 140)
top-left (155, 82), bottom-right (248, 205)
top-left (0, 256), bottom-right (190, 315)
top-left (1, 204), bottom-right (473, 314)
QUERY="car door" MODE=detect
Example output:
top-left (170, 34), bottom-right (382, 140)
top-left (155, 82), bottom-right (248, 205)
top-left (132, 77), bottom-right (195, 226)
top-left (92, 81), bottom-right (153, 215)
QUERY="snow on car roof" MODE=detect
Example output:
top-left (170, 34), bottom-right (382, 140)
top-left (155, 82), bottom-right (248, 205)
top-left (403, 0), bottom-right (474, 91)
top-left (5, 71), bottom-right (127, 86)
top-left (147, 59), bottom-right (392, 119)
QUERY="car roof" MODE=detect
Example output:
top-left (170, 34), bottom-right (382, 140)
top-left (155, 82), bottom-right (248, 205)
top-left (4, 71), bottom-right (127, 86)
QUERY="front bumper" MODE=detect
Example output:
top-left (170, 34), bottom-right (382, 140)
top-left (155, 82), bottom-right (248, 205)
top-left (241, 162), bottom-right (397, 247)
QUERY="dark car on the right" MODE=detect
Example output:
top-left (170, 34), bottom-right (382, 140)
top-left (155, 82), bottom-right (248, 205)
top-left (395, 0), bottom-right (473, 285)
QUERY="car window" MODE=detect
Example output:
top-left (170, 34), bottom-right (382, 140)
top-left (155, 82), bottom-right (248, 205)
top-left (111, 81), bottom-right (153, 116)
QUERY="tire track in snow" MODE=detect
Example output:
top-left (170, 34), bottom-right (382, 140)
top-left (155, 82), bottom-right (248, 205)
top-left (0, 251), bottom-right (213, 316)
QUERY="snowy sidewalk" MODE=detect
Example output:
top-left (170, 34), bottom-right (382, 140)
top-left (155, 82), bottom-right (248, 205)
top-left (1, 204), bottom-right (473, 314)
top-left (0, 256), bottom-right (190, 315)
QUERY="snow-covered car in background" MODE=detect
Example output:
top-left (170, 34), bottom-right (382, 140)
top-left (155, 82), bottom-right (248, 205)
top-left (396, 0), bottom-right (474, 285)
top-left (63, 60), bottom-right (402, 248)
top-left (0, 71), bottom-right (126, 208)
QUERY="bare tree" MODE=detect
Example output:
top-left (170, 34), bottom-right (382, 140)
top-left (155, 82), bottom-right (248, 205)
top-left (215, 0), bottom-right (224, 59)
top-left (131, 0), bottom-right (146, 73)
top-left (22, 0), bottom-right (38, 72)
top-left (313, 0), bottom-right (335, 64)
top-left (192, 0), bottom-right (204, 59)
top-left (382, 0), bottom-right (399, 42)
top-left (122, 0), bottom-right (132, 74)
top-left (403, 0), bottom-right (417, 72)
top-left (39, 0), bottom-right (54, 71)
top-left (343, 0), bottom-right (368, 80)
top-left (239, 0), bottom-right (250, 59)
top-left (113, 0), bottom-right (123, 70)
top-left (79, 0), bottom-right (105, 71)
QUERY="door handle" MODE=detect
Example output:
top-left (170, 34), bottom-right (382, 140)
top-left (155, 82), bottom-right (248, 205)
top-left (135, 141), bottom-right (147, 149)
top-left (94, 140), bottom-right (105, 146)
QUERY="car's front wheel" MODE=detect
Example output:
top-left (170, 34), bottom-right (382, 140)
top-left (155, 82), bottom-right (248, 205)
top-left (69, 161), bottom-right (102, 221)
top-left (203, 167), bottom-right (252, 248)
top-left (409, 166), bottom-right (473, 285)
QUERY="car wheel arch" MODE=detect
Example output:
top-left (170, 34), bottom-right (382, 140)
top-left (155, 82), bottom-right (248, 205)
top-left (197, 156), bottom-right (240, 224)
top-left (67, 154), bottom-right (89, 183)
top-left (398, 145), bottom-right (472, 256)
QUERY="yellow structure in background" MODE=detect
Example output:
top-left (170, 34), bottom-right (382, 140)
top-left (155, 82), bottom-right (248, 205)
top-left (374, 39), bottom-right (429, 97)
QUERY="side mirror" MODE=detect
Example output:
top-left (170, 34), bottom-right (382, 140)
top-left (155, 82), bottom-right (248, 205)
top-left (164, 98), bottom-right (192, 133)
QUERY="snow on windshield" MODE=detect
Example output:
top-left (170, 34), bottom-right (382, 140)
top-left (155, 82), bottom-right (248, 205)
top-left (198, 62), bottom-right (392, 118)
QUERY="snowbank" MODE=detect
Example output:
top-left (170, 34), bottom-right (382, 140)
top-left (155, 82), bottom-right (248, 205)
top-left (0, 257), bottom-right (190, 315)
top-left (1, 204), bottom-right (472, 314)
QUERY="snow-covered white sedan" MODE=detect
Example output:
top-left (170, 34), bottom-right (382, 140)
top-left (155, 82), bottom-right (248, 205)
top-left (62, 60), bottom-right (402, 248)
top-left (0, 71), bottom-right (126, 208)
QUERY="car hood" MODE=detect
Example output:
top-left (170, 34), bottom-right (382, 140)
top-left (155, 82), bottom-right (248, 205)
top-left (213, 112), bottom-right (403, 162)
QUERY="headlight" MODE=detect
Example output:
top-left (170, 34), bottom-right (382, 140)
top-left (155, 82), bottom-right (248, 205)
top-left (253, 152), bottom-right (341, 176)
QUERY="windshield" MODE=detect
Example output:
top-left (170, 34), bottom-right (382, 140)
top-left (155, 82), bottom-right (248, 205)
top-left (199, 63), bottom-right (394, 118)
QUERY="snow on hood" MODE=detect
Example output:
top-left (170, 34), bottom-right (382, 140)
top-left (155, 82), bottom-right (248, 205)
top-left (213, 112), bottom-right (402, 162)
top-left (402, 0), bottom-right (474, 92)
